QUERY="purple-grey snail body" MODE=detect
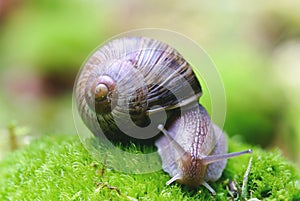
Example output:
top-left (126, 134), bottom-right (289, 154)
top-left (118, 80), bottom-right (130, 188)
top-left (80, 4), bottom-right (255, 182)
top-left (74, 36), bottom-right (252, 195)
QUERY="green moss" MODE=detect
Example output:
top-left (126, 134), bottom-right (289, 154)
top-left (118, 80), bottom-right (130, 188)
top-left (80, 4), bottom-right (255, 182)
top-left (0, 135), bottom-right (299, 201)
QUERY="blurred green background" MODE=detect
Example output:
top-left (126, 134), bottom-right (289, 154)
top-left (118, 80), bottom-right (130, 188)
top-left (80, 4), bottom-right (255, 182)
top-left (0, 0), bottom-right (299, 167)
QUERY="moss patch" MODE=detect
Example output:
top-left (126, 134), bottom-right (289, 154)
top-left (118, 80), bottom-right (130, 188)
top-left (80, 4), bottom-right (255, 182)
top-left (0, 135), bottom-right (299, 200)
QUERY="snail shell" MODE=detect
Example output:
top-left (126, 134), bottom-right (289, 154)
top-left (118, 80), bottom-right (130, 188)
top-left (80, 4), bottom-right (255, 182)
top-left (75, 36), bottom-right (202, 143)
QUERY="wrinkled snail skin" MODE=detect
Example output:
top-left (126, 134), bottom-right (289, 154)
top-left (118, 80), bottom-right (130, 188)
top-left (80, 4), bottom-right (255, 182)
top-left (156, 104), bottom-right (252, 195)
top-left (155, 104), bottom-right (227, 194)
top-left (75, 36), bottom-right (252, 195)
top-left (75, 36), bottom-right (202, 143)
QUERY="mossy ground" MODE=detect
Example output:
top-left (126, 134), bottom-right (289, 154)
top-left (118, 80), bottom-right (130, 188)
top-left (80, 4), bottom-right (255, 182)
top-left (0, 135), bottom-right (299, 201)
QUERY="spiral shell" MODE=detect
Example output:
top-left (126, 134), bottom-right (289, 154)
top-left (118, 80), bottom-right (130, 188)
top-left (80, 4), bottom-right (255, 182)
top-left (75, 36), bottom-right (202, 143)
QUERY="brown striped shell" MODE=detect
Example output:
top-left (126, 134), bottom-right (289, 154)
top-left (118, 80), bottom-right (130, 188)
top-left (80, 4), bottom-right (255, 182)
top-left (75, 36), bottom-right (202, 143)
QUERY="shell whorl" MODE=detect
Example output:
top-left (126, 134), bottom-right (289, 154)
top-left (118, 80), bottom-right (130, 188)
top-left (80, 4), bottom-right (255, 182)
top-left (75, 36), bottom-right (202, 143)
top-left (85, 75), bottom-right (116, 114)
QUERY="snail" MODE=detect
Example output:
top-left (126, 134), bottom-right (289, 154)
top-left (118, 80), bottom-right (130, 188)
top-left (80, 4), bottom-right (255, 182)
top-left (74, 36), bottom-right (252, 195)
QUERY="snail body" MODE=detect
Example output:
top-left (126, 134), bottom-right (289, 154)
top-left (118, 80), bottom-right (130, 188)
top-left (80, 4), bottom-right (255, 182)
top-left (75, 36), bottom-right (251, 195)
top-left (156, 104), bottom-right (252, 195)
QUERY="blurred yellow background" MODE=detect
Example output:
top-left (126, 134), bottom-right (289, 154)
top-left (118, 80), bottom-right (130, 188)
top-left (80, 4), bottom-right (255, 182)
top-left (0, 0), bottom-right (299, 166)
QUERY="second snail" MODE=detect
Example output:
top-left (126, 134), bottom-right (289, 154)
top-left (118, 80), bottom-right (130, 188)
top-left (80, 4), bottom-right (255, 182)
top-left (74, 36), bottom-right (252, 195)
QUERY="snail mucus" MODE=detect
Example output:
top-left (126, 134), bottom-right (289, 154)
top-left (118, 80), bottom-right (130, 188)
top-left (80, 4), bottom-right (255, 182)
top-left (75, 36), bottom-right (252, 195)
